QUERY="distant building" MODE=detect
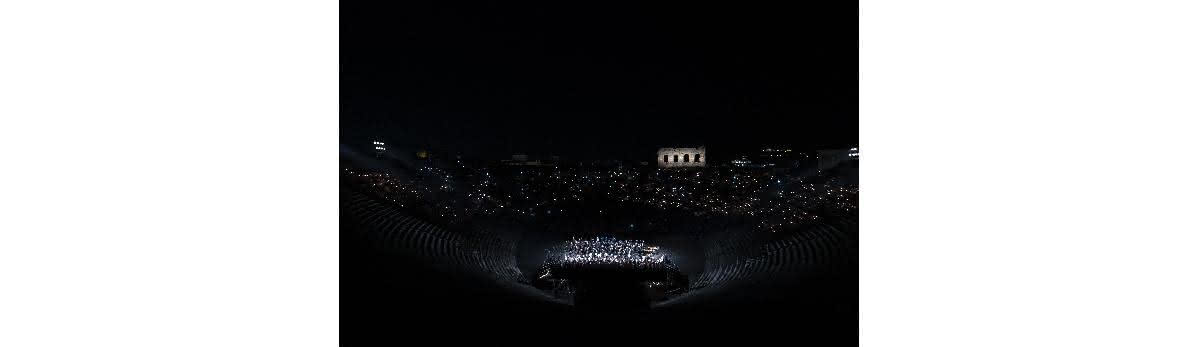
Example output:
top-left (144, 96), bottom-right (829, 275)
top-left (757, 145), bottom-right (795, 168)
top-left (817, 146), bottom-right (859, 172)
top-left (501, 153), bottom-right (552, 167)
top-left (372, 140), bottom-right (387, 157)
top-left (657, 147), bottom-right (706, 168)
top-left (730, 155), bottom-right (752, 168)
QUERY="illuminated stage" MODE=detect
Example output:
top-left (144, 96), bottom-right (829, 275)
top-left (533, 237), bottom-right (688, 309)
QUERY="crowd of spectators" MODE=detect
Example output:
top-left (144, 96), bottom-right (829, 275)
top-left (343, 160), bottom-right (857, 233)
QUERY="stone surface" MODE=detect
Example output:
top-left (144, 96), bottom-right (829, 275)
top-left (657, 147), bottom-right (706, 168)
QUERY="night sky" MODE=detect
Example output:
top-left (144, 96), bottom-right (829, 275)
top-left (342, 1), bottom-right (857, 161)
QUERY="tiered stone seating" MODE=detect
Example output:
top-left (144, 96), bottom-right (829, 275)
top-left (342, 191), bottom-right (552, 301)
top-left (660, 222), bottom-right (855, 308)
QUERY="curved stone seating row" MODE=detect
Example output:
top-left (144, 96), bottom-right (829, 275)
top-left (466, 234), bottom-right (528, 284)
top-left (690, 230), bottom-right (770, 289)
top-left (682, 222), bottom-right (854, 295)
top-left (345, 193), bottom-right (469, 267)
top-left (343, 191), bottom-right (546, 298)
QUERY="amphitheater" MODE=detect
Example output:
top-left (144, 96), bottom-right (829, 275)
top-left (342, 186), bottom-right (856, 338)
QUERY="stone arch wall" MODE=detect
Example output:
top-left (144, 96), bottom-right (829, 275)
top-left (657, 147), bottom-right (706, 168)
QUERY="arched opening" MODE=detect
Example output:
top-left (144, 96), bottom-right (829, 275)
top-left (695, 153), bottom-right (702, 162)
top-left (683, 154), bottom-right (690, 162)
top-left (673, 155), bottom-right (678, 162)
top-left (663, 155), bottom-right (669, 163)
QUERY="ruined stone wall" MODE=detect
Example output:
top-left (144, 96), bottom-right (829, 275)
top-left (657, 147), bottom-right (706, 168)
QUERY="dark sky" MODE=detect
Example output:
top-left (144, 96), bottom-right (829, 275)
top-left (342, 1), bottom-right (857, 161)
